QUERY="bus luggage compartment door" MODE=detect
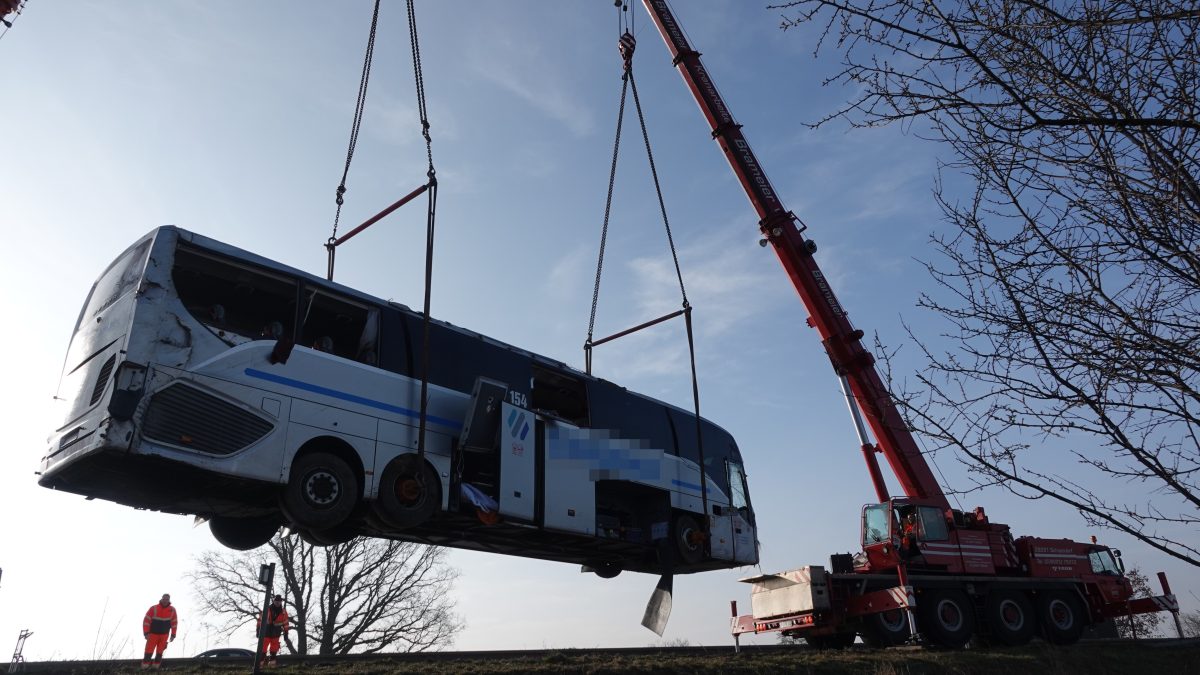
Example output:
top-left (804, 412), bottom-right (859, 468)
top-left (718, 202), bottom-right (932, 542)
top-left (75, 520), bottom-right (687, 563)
top-left (498, 402), bottom-right (535, 521)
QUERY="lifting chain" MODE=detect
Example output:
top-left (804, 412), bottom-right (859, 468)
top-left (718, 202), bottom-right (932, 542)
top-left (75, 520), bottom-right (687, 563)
top-left (586, 16), bottom-right (710, 541)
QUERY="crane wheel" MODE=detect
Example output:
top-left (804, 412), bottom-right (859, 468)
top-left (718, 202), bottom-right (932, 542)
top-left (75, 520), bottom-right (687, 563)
top-left (919, 589), bottom-right (976, 648)
top-left (985, 590), bottom-right (1036, 646)
top-left (1037, 591), bottom-right (1086, 645)
top-left (860, 608), bottom-right (909, 647)
top-left (805, 632), bottom-right (856, 649)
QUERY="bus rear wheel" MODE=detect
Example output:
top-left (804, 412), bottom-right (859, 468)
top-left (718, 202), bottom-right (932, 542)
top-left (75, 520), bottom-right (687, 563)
top-left (294, 524), bottom-right (358, 548)
top-left (374, 454), bottom-right (440, 530)
top-left (208, 515), bottom-right (280, 551)
top-left (673, 513), bottom-right (705, 566)
top-left (282, 452), bottom-right (360, 531)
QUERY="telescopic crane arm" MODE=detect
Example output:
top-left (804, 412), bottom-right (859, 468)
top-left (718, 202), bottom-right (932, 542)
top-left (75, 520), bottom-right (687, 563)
top-left (640, 0), bottom-right (949, 511)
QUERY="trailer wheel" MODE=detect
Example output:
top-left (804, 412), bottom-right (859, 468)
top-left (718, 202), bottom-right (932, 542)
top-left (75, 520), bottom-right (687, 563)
top-left (1038, 591), bottom-right (1086, 645)
top-left (860, 608), bottom-right (910, 647)
top-left (374, 454), bottom-right (440, 530)
top-left (805, 632), bottom-right (856, 649)
top-left (208, 515), bottom-right (281, 551)
top-left (282, 452), bottom-right (360, 531)
top-left (673, 513), bottom-right (705, 566)
top-left (919, 589), bottom-right (976, 648)
top-left (985, 590), bottom-right (1036, 646)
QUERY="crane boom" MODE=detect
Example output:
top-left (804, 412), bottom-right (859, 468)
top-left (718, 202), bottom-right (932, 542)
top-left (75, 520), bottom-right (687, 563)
top-left (641, 0), bottom-right (948, 510)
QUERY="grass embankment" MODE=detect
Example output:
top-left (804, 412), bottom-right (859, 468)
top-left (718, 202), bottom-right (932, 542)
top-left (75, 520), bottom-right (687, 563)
top-left (22, 641), bottom-right (1200, 674)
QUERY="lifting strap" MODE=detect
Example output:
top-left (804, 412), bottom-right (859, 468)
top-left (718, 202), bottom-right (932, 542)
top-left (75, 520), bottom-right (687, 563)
top-left (321, 0), bottom-right (439, 471)
top-left (406, 0), bottom-right (438, 467)
top-left (585, 20), bottom-right (710, 537)
top-left (327, 0), bottom-right (382, 275)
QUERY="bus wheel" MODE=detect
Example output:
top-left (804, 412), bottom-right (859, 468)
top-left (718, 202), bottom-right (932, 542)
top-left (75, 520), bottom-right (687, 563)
top-left (860, 608), bottom-right (910, 647)
top-left (294, 525), bottom-right (357, 548)
top-left (919, 590), bottom-right (975, 648)
top-left (374, 454), bottom-right (440, 530)
top-left (589, 562), bottom-right (622, 579)
top-left (673, 513), bottom-right (705, 566)
top-left (985, 590), bottom-right (1036, 646)
top-left (208, 515), bottom-right (280, 551)
top-left (282, 452), bottom-right (360, 531)
top-left (1037, 591), bottom-right (1086, 645)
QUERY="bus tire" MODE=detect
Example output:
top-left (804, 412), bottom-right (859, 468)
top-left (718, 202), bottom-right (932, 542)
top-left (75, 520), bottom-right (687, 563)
top-left (1038, 591), bottom-right (1086, 645)
top-left (295, 525), bottom-right (357, 548)
top-left (374, 454), bottom-right (440, 530)
top-left (208, 515), bottom-right (280, 551)
top-left (985, 590), bottom-right (1036, 646)
top-left (590, 562), bottom-right (622, 579)
top-left (919, 589), bottom-right (975, 648)
top-left (673, 513), bottom-right (705, 566)
top-left (282, 452), bottom-right (360, 531)
top-left (860, 608), bottom-right (909, 647)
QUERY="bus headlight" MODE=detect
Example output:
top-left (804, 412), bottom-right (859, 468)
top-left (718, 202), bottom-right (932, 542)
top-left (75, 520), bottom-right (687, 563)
top-left (108, 362), bottom-right (148, 421)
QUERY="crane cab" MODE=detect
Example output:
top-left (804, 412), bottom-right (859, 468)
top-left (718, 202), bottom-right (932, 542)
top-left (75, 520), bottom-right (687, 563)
top-left (856, 499), bottom-right (1021, 575)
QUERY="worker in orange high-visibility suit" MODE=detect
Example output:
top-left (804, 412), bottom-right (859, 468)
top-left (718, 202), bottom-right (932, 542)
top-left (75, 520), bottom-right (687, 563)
top-left (142, 594), bottom-right (178, 670)
top-left (256, 595), bottom-right (289, 668)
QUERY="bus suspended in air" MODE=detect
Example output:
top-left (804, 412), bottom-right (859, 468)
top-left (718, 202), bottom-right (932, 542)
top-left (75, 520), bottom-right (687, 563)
top-left (39, 226), bottom-right (757, 577)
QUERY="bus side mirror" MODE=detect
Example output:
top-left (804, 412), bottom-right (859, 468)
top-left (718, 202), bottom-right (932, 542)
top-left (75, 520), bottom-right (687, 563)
top-left (270, 339), bottom-right (294, 365)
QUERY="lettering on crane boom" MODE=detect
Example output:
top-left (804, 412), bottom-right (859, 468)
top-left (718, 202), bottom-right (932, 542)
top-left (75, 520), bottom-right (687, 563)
top-left (731, 139), bottom-right (779, 208)
top-left (811, 270), bottom-right (846, 318)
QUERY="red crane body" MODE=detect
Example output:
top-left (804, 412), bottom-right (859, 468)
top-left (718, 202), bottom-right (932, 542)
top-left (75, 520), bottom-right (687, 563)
top-left (641, 0), bottom-right (947, 510)
top-left (638, 0), bottom-right (1182, 647)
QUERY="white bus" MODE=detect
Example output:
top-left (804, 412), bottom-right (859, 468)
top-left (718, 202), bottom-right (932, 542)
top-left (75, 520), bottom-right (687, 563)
top-left (40, 227), bottom-right (757, 576)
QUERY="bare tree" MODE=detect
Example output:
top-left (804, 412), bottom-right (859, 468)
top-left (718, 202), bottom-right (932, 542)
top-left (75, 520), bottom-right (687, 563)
top-left (773, 1), bottom-right (1200, 565)
top-left (1183, 609), bottom-right (1200, 638)
top-left (1115, 566), bottom-right (1165, 638)
top-left (188, 533), bottom-right (462, 655)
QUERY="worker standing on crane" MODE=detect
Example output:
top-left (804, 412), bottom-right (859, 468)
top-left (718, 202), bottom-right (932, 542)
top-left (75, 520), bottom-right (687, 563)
top-left (257, 595), bottom-right (289, 668)
top-left (141, 593), bottom-right (178, 670)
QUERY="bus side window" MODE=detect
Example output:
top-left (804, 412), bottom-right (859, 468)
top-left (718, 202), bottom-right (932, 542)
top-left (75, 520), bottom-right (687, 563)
top-left (172, 246), bottom-right (297, 341)
top-left (356, 309), bottom-right (380, 365)
top-left (298, 288), bottom-right (370, 361)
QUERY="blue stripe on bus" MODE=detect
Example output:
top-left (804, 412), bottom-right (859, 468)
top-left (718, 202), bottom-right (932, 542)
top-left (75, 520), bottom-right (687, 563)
top-left (671, 479), bottom-right (703, 492)
top-left (243, 368), bottom-right (463, 431)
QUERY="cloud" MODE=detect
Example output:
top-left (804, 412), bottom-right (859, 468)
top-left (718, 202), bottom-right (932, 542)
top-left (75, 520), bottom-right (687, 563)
top-left (467, 36), bottom-right (595, 137)
top-left (590, 223), bottom-right (791, 383)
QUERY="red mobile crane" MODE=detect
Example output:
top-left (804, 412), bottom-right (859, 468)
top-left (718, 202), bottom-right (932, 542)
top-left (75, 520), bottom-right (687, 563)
top-left (638, 0), bottom-right (1183, 648)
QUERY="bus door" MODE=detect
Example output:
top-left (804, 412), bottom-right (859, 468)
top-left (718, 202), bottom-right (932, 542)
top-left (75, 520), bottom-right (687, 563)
top-left (708, 504), bottom-right (735, 560)
top-left (728, 460), bottom-right (756, 563)
top-left (498, 401), bottom-right (535, 521)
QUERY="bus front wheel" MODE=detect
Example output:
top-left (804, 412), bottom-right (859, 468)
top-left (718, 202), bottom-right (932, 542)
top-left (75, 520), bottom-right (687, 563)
top-left (282, 452), bottom-right (360, 531)
top-left (374, 454), bottom-right (440, 530)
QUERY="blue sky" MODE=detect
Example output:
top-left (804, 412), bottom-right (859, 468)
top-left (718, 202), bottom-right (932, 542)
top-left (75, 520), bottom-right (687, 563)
top-left (0, 0), bottom-right (1192, 659)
